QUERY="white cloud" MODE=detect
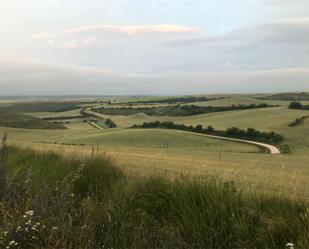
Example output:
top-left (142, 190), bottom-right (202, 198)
top-left (30, 32), bottom-right (55, 41)
top-left (63, 24), bottom-right (199, 36)
top-left (60, 38), bottom-right (98, 49)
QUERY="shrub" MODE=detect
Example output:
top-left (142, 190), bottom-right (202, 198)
top-left (289, 102), bottom-right (303, 109)
top-left (105, 118), bottom-right (117, 128)
top-left (289, 116), bottom-right (309, 127)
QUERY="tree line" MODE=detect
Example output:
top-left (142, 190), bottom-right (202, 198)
top-left (132, 121), bottom-right (284, 145)
top-left (289, 101), bottom-right (309, 110)
top-left (93, 103), bottom-right (277, 117)
top-left (288, 116), bottom-right (309, 127)
top-left (111, 96), bottom-right (230, 105)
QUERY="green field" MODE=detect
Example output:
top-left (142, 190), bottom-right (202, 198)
top-left (0, 94), bottom-right (309, 199)
top-left (0, 111), bottom-right (66, 130)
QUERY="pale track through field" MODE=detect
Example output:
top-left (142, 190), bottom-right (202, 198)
top-left (175, 130), bottom-right (280, 155)
top-left (90, 122), bottom-right (105, 130)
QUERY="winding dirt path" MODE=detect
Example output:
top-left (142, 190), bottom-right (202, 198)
top-left (175, 130), bottom-right (281, 155)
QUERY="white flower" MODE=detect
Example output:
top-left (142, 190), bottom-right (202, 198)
top-left (26, 210), bottom-right (34, 216)
top-left (52, 226), bottom-right (58, 231)
top-left (286, 242), bottom-right (295, 249)
top-left (9, 240), bottom-right (15, 245)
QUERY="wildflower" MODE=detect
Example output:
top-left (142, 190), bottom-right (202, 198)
top-left (286, 242), bottom-right (295, 249)
top-left (9, 241), bottom-right (16, 246)
top-left (52, 226), bottom-right (58, 231)
top-left (25, 210), bottom-right (34, 216)
top-left (107, 213), bottom-right (112, 223)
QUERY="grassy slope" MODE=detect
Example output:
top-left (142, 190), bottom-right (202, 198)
top-left (93, 106), bottom-right (309, 153)
top-left (1, 101), bottom-right (82, 113)
top-left (1, 147), bottom-right (308, 249)
top-left (0, 111), bottom-right (66, 130)
top-left (66, 128), bottom-right (260, 153)
top-left (25, 108), bottom-right (83, 118)
top-left (0, 125), bottom-right (259, 153)
top-left (259, 92), bottom-right (309, 101)
top-left (1, 123), bottom-right (308, 199)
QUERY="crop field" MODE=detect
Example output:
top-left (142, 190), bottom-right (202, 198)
top-left (25, 108), bottom-right (84, 118)
top-left (1, 93), bottom-right (309, 199)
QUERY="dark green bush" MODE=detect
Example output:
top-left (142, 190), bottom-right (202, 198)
top-left (134, 121), bottom-right (284, 145)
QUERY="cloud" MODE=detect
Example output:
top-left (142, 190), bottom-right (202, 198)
top-left (60, 38), bottom-right (98, 49)
top-left (30, 32), bottom-right (55, 41)
top-left (163, 18), bottom-right (309, 71)
top-left (264, 0), bottom-right (308, 5)
top-left (28, 24), bottom-right (199, 50)
top-left (0, 59), bottom-right (308, 95)
top-left (63, 24), bottom-right (199, 36)
top-left (168, 18), bottom-right (309, 47)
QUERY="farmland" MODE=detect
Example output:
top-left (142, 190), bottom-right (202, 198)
top-left (1, 93), bottom-right (309, 248)
top-left (0, 93), bottom-right (308, 199)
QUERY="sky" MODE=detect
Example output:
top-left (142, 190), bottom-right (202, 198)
top-left (0, 0), bottom-right (309, 95)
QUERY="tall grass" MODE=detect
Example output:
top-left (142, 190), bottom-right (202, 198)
top-left (0, 132), bottom-right (8, 198)
top-left (0, 147), bottom-right (308, 249)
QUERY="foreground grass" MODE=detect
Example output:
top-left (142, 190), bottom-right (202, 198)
top-left (0, 147), bottom-right (308, 249)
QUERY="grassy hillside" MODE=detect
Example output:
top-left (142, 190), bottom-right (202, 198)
top-left (1, 101), bottom-right (82, 113)
top-left (64, 128), bottom-right (261, 152)
top-left (92, 106), bottom-right (309, 153)
top-left (0, 111), bottom-right (66, 130)
top-left (93, 103), bottom-right (275, 117)
top-left (0, 147), bottom-right (308, 249)
top-left (259, 92), bottom-right (309, 101)
top-left (25, 108), bottom-right (83, 118)
top-left (111, 95), bottom-right (229, 105)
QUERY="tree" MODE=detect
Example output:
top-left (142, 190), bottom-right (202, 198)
top-left (289, 101), bottom-right (302, 109)
top-left (106, 119), bottom-right (117, 128)
top-left (195, 124), bottom-right (203, 133)
top-left (205, 126), bottom-right (214, 133)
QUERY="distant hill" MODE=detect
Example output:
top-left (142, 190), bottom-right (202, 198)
top-left (0, 111), bottom-right (66, 129)
top-left (93, 103), bottom-right (277, 117)
top-left (0, 101), bottom-right (82, 113)
top-left (258, 92), bottom-right (309, 101)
